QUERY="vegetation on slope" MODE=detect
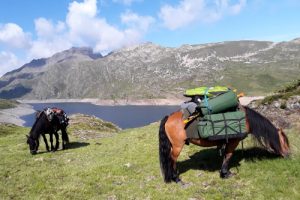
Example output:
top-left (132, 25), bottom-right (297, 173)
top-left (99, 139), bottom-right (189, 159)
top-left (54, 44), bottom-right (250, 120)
top-left (261, 79), bottom-right (300, 104)
top-left (0, 99), bottom-right (19, 109)
top-left (0, 121), bottom-right (299, 199)
top-left (68, 114), bottom-right (121, 140)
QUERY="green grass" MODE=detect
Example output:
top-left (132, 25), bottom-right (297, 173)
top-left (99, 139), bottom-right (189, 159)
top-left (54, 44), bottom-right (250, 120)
top-left (0, 123), bottom-right (300, 199)
top-left (261, 79), bottom-right (300, 104)
top-left (0, 99), bottom-right (19, 109)
top-left (215, 62), bottom-right (300, 96)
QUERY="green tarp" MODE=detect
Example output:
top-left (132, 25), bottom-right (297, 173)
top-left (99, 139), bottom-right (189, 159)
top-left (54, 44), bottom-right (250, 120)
top-left (197, 111), bottom-right (247, 140)
top-left (199, 90), bottom-right (238, 115)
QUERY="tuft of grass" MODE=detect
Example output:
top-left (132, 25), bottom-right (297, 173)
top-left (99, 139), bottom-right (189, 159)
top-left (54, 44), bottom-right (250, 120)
top-left (0, 123), bottom-right (300, 199)
top-left (0, 99), bottom-right (19, 109)
top-left (277, 79), bottom-right (300, 94)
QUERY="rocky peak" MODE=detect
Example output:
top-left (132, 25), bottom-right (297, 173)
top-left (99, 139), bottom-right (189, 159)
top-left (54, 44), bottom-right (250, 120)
top-left (48, 47), bottom-right (102, 64)
top-left (291, 38), bottom-right (300, 43)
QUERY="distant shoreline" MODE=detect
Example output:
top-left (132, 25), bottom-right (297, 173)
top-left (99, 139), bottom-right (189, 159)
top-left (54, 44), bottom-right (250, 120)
top-left (0, 103), bottom-right (35, 126)
top-left (18, 98), bottom-right (186, 106)
top-left (0, 96), bottom-right (264, 127)
top-left (18, 96), bottom-right (264, 106)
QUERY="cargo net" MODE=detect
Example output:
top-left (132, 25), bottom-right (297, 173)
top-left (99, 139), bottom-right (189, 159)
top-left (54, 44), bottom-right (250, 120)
top-left (182, 86), bottom-right (247, 141)
top-left (197, 111), bottom-right (247, 141)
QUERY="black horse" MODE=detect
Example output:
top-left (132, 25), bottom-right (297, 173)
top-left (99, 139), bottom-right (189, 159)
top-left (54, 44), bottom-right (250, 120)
top-left (26, 108), bottom-right (69, 154)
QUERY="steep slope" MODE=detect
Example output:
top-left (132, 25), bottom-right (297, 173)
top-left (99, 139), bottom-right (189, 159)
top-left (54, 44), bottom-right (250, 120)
top-left (1, 39), bottom-right (300, 99)
top-left (0, 47), bottom-right (102, 98)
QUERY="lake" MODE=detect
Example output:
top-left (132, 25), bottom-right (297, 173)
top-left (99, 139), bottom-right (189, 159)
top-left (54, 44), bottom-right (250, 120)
top-left (21, 102), bottom-right (179, 129)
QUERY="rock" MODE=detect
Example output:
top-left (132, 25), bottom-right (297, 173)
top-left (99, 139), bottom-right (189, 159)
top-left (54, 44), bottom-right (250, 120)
top-left (274, 102), bottom-right (280, 108)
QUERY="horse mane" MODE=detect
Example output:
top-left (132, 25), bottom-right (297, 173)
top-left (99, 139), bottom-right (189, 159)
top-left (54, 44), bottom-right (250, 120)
top-left (244, 106), bottom-right (283, 155)
top-left (29, 111), bottom-right (48, 139)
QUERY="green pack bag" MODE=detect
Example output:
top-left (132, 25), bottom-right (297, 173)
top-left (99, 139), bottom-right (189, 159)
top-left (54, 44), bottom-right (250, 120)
top-left (197, 111), bottom-right (247, 140)
top-left (199, 90), bottom-right (238, 115)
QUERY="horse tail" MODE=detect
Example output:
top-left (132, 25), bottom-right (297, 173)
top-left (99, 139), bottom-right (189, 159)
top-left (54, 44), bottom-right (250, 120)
top-left (244, 106), bottom-right (290, 157)
top-left (159, 115), bottom-right (174, 183)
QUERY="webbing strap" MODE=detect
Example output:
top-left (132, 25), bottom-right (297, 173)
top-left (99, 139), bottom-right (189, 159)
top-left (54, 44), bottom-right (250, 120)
top-left (222, 113), bottom-right (228, 143)
top-left (183, 112), bottom-right (200, 125)
top-left (204, 88), bottom-right (212, 114)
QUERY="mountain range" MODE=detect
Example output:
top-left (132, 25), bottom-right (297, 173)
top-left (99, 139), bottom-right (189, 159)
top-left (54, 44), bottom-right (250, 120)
top-left (1, 39), bottom-right (300, 100)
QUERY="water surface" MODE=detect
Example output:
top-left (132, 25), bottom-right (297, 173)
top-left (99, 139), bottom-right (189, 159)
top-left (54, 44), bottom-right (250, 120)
top-left (21, 102), bottom-right (179, 129)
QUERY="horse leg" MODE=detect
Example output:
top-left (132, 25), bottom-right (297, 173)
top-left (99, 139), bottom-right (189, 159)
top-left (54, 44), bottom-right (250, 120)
top-left (61, 127), bottom-right (69, 150)
top-left (49, 133), bottom-right (55, 151)
top-left (159, 112), bottom-right (186, 183)
top-left (220, 139), bottom-right (240, 178)
top-left (165, 112), bottom-right (186, 183)
top-left (170, 142), bottom-right (185, 183)
top-left (62, 136), bottom-right (65, 150)
top-left (41, 134), bottom-right (50, 152)
top-left (36, 139), bottom-right (40, 153)
top-left (54, 131), bottom-right (59, 151)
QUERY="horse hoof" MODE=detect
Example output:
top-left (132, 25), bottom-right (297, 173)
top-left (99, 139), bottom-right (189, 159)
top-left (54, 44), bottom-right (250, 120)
top-left (172, 176), bottom-right (181, 183)
top-left (220, 171), bottom-right (236, 179)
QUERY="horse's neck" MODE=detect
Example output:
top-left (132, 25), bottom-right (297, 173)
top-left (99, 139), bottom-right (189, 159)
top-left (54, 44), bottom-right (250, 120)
top-left (30, 113), bottom-right (49, 138)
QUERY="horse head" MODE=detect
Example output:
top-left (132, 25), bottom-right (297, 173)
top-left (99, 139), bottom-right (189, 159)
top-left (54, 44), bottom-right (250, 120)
top-left (278, 128), bottom-right (290, 157)
top-left (26, 135), bottom-right (38, 155)
top-left (27, 110), bottom-right (51, 154)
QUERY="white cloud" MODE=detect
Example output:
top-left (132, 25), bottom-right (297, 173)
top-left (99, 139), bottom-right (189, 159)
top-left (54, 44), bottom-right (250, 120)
top-left (113, 0), bottom-right (142, 6)
top-left (229, 0), bottom-right (247, 14)
top-left (159, 0), bottom-right (247, 30)
top-left (121, 11), bottom-right (155, 32)
top-left (35, 18), bottom-right (66, 39)
top-left (0, 0), bottom-right (154, 75)
top-left (0, 23), bottom-right (31, 49)
top-left (66, 0), bottom-right (154, 52)
top-left (28, 18), bottom-right (72, 59)
top-left (0, 51), bottom-right (22, 77)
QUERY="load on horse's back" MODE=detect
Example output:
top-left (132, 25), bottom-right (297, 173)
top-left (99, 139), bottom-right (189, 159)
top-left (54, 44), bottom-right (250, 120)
top-left (159, 86), bottom-right (290, 183)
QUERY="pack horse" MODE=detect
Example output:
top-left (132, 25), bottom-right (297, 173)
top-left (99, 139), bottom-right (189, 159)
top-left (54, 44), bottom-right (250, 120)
top-left (158, 87), bottom-right (290, 183)
top-left (26, 107), bottom-right (69, 155)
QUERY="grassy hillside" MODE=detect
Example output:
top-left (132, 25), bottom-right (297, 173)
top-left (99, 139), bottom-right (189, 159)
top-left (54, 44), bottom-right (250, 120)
top-left (216, 62), bottom-right (300, 96)
top-left (261, 79), bottom-right (300, 104)
top-left (1, 122), bottom-right (300, 199)
top-left (0, 99), bottom-right (19, 109)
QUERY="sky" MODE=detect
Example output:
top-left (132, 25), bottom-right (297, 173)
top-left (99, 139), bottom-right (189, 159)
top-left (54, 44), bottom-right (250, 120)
top-left (1, 0), bottom-right (300, 76)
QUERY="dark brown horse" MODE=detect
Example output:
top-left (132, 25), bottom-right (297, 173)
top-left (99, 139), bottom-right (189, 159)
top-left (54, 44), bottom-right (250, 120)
top-left (159, 106), bottom-right (290, 183)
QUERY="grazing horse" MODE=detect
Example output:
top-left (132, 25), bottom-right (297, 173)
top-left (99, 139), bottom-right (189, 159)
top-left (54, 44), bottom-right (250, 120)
top-left (158, 106), bottom-right (290, 183)
top-left (27, 108), bottom-right (59, 154)
top-left (27, 108), bottom-right (69, 154)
